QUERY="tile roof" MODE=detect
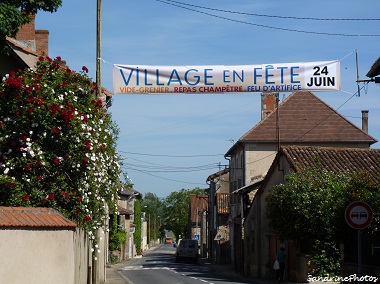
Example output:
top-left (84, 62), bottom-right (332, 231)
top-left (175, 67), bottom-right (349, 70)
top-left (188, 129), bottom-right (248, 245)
top-left (117, 205), bottom-right (133, 216)
top-left (281, 146), bottom-right (380, 186)
top-left (366, 57), bottom-right (380, 77)
top-left (0, 207), bottom-right (77, 229)
top-left (239, 91), bottom-right (377, 144)
top-left (207, 168), bottom-right (229, 181)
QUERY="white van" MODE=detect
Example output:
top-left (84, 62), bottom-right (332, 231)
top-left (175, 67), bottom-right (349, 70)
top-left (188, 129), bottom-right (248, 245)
top-left (175, 239), bottom-right (199, 263)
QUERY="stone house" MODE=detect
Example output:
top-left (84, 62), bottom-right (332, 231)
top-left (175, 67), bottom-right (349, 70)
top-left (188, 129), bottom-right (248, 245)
top-left (206, 168), bottom-right (230, 263)
top-left (224, 91), bottom-right (377, 273)
top-left (247, 146), bottom-right (380, 281)
top-left (115, 185), bottom-right (141, 260)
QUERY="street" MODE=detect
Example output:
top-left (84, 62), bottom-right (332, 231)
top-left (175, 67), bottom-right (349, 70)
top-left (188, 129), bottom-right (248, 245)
top-left (118, 244), bottom-right (257, 284)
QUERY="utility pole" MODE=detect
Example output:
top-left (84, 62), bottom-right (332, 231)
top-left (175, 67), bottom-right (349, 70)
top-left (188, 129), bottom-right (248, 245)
top-left (96, 0), bottom-right (102, 98)
top-left (92, 1), bottom-right (101, 283)
top-left (148, 213), bottom-right (151, 247)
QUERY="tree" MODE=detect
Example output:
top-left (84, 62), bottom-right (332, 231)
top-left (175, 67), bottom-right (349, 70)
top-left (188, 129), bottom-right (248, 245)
top-left (266, 168), bottom-right (380, 276)
top-left (163, 187), bottom-right (205, 240)
top-left (133, 199), bottom-right (142, 254)
top-left (142, 192), bottom-right (164, 243)
top-left (0, 56), bottom-right (121, 255)
top-left (0, 1), bottom-right (62, 53)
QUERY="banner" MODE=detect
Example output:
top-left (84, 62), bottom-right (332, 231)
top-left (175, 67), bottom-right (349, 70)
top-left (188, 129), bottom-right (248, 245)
top-left (113, 60), bottom-right (340, 94)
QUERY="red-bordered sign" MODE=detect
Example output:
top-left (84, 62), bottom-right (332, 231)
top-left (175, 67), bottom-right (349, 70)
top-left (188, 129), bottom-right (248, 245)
top-left (345, 201), bottom-right (373, 229)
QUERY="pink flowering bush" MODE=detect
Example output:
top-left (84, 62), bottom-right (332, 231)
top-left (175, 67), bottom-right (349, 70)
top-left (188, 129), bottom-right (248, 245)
top-left (0, 56), bottom-right (121, 248)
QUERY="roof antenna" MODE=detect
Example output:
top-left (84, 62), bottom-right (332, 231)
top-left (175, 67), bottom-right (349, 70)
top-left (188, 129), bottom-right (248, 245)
top-left (355, 49), bottom-right (361, 97)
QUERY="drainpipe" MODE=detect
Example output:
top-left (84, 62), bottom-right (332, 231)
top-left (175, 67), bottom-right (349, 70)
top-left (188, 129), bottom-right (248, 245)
top-left (361, 110), bottom-right (369, 133)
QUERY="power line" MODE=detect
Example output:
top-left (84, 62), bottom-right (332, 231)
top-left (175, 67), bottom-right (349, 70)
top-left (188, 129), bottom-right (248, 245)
top-left (121, 99), bottom-right (258, 138)
top-left (121, 165), bottom-right (207, 185)
top-left (160, 0), bottom-right (380, 21)
top-left (156, 0), bottom-right (380, 37)
top-left (292, 88), bottom-right (362, 143)
top-left (119, 150), bottom-right (224, 158)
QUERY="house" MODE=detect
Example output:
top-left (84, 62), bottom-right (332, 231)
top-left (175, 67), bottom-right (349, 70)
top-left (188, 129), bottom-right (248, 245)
top-left (206, 168), bottom-right (230, 263)
top-left (247, 146), bottom-right (380, 281)
top-left (188, 194), bottom-right (208, 256)
top-left (0, 14), bottom-right (48, 78)
top-left (114, 185), bottom-right (142, 260)
top-left (0, 207), bottom-right (99, 284)
top-left (0, 14), bottom-right (112, 107)
top-left (223, 91), bottom-right (377, 273)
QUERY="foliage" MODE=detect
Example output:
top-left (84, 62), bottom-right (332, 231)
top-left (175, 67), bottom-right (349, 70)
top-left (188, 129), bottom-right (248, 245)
top-left (109, 253), bottom-right (119, 265)
top-left (0, 1), bottom-right (62, 54)
top-left (163, 187), bottom-right (205, 240)
top-left (133, 199), bottom-right (142, 253)
top-left (310, 239), bottom-right (340, 277)
top-left (0, 56), bottom-right (121, 256)
top-left (266, 168), bottom-right (380, 275)
top-left (109, 215), bottom-right (126, 252)
top-left (142, 192), bottom-right (164, 242)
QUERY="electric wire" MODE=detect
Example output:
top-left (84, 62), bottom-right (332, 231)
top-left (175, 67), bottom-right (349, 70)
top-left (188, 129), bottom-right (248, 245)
top-left (122, 99), bottom-right (257, 137)
top-left (155, 0), bottom-right (380, 37)
top-left (291, 88), bottom-right (362, 143)
top-left (121, 165), bottom-right (207, 186)
top-left (119, 150), bottom-right (224, 157)
top-left (159, 0), bottom-right (380, 21)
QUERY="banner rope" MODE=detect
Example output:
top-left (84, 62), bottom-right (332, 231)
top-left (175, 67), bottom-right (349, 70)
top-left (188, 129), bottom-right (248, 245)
top-left (339, 50), bottom-right (355, 62)
top-left (98, 58), bottom-right (113, 65)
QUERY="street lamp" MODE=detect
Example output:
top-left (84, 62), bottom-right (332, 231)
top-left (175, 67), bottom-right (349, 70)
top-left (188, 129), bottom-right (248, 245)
top-left (144, 206), bottom-right (151, 248)
top-left (157, 216), bottom-right (162, 243)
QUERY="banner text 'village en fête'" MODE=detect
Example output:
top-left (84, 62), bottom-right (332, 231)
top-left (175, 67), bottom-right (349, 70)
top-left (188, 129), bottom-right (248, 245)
top-left (113, 60), bottom-right (340, 94)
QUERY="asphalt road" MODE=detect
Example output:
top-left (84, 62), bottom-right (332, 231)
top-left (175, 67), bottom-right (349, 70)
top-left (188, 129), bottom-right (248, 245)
top-left (118, 244), bottom-right (257, 284)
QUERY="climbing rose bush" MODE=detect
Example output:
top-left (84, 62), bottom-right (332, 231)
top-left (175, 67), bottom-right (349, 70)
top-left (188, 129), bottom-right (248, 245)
top-left (0, 56), bottom-right (121, 249)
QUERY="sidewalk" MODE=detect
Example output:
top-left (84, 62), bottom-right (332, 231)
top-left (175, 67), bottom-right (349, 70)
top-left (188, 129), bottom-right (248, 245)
top-left (105, 257), bottom-right (138, 284)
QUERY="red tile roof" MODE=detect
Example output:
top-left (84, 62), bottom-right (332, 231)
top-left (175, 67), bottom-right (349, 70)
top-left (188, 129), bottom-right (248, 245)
top-left (239, 91), bottom-right (377, 144)
top-left (0, 207), bottom-right (77, 229)
top-left (281, 146), bottom-right (380, 186)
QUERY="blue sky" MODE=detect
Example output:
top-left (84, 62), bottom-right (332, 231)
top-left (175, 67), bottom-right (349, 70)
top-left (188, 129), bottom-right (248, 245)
top-left (37, 0), bottom-right (380, 198)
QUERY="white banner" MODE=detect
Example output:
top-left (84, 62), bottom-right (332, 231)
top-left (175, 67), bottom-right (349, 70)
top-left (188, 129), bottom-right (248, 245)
top-left (113, 60), bottom-right (340, 94)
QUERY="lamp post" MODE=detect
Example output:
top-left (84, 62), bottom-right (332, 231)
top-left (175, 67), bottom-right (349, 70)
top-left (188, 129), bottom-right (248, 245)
top-left (157, 216), bottom-right (161, 243)
top-left (144, 206), bottom-right (151, 248)
top-left (148, 213), bottom-right (151, 247)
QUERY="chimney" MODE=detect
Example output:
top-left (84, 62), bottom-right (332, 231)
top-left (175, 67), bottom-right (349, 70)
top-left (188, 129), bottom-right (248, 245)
top-left (15, 14), bottom-right (36, 41)
top-left (261, 92), bottom-right (279, 119)
top-left (35, 30), bottom-right (49, 56)
top-left (361, 110), bottom-right (369, 133)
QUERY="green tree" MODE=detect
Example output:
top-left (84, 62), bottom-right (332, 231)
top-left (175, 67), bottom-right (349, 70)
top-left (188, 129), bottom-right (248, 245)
top-left (0, 1), bottom-right (62, 53)
top-left (133, 199), bottom-right (142, 253)
top-left (266, 168), bottom-right (380, 276)
top-left (0, 56), bottom-right (121, 255)
top-left (163, 187), bottom-right (205, 240)
top-left (142, 192), bottom-right (164, 243)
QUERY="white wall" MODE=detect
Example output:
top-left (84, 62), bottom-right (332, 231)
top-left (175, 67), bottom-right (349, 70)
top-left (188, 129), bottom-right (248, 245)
top-left (0, 229), bottom-right (76, 284)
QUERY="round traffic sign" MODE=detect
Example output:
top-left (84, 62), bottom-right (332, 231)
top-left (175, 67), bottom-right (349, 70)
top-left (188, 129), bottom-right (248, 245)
top-left (345, 201), bottom-right (373, 229)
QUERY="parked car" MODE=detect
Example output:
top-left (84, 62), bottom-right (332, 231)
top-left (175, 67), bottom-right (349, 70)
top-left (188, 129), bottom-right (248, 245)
top-left (165, 237), bottom-right (173, 244)
top-left (175, 239), bottom-right (199, 263)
